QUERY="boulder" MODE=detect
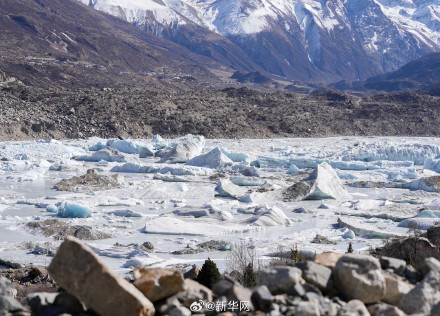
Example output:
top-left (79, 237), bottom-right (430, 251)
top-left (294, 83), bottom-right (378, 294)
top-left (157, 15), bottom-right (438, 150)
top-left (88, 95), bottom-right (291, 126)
top-left (258, 266), bottom-right (304, 294)
top-left (333, 254), bottom-right (386, 303)
top-left (251, 286), bottom-right (273, 313)
top-left (293, 301), bottom-right (320, 316)
top-left (134, 268), bottom-right (185, 303)
top-left (0, 277), bottom-right (29, 316)
top-left (367, 303), bottom-right (406, 316)
top-left (420, 257), bottom-right (440, 276)
top-left (158, 136), bottom-right (205, 163)
top-left (383, 274), bottom-right (414, 306)
top-left (212, 278), bottom-right (253, 311)
top-left (296, 261), bottom-right (335, 293)
top-left (48, 237), bottom-right (154, 316)
top-left (314, 252), bottom-right (343, 269)
top-left (177, 279), bottom-right (212, 309)
top-left (399, 268), bottom-right (440, 314)
top-left (169, 305), bottom-right (191, 316)
top-left (28, 292), bottom-right (85, 316)
top-left (339, 300), bottom-right (370, 316)
top-left (380, 257), bottom-right (406, 276)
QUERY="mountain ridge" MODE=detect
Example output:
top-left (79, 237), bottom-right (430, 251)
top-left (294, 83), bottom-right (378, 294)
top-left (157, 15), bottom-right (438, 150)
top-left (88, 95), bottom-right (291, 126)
top-left (78, 0), bottom-right (440, 82)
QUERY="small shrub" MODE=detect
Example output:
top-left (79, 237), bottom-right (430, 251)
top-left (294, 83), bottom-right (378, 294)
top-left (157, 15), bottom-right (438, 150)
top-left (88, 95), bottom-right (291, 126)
top-left (196, 258), bottom-right (221, 289)
top-left (242, 263), bottom-right (257, 287)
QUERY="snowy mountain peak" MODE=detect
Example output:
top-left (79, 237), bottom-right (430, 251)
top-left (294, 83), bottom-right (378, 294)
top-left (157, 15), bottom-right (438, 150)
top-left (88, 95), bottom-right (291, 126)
top-left (77, 0), bottom-right (440, 81)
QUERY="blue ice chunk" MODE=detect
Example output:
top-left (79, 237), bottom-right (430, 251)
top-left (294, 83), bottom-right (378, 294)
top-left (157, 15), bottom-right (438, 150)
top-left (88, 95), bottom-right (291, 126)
top-left (287, 164), bottom-right (300, 174)
top-left (220, 243), bottom-right (234, 251)
top-left (57, 202), bottom-right (92, 218)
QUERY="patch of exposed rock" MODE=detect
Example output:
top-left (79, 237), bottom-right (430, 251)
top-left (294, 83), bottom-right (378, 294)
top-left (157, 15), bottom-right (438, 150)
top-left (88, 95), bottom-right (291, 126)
top-left (26, 219), bottom-right (111, 240)
top-left (54, 169), bottom-right (123, 192)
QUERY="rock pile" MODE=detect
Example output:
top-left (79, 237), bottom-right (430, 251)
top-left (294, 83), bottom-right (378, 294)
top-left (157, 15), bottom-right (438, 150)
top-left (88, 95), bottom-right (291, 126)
top-left (5, 237), bottom-right (440, 315)
top-left (54, 169), bottom-right (123, 192)
top-left (26, 219), bottom-right (111, 240)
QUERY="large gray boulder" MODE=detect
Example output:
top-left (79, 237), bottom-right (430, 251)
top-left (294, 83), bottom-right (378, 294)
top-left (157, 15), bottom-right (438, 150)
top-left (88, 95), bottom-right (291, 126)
top-left (296, 261), bottom-right (334, 292)
top-left (333, 254), bottom-right (386, 303)
top-left (380, 257), bottom-right (406, 276)
top-left (367, 303), bottom-right (406, 316)
top-left (48, 237), bottom-right (155, 316)
top-left (399, 268), bottom-right (440, 315)
top-left (339, 300), bottom-right (370, 316)
top-left (0, 277), bottom-right (29, 316)
top-left (258, 266), bottom-right (304, 294)
top-left (251, 286), bottom-right (273, 313)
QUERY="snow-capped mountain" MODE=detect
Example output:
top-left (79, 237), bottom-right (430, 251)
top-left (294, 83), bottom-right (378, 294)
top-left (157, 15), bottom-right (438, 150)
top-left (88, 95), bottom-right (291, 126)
top-left (78, 0), bottom-right (440, 81)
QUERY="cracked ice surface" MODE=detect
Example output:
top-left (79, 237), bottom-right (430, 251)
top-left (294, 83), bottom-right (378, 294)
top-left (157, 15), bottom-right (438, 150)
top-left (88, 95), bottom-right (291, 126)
top-left (1, 136), bottom-right (440, 274)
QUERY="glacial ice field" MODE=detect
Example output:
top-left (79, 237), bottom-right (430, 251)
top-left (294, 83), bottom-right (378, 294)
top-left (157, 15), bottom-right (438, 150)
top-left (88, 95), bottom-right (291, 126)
top-left (1, 135), bottom-right (440, 274)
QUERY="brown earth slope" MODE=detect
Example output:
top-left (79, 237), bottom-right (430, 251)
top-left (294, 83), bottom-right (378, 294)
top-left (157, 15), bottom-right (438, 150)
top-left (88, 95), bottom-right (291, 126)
top-left (0, 0), bottom-right (222, 89)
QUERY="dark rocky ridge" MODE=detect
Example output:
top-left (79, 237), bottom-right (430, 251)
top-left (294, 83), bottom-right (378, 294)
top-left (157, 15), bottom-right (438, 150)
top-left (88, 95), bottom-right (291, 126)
top-left (1, 84), bottom-right (440, 140)
top-left (0, 0), bottom-right (225, 90)
top-left (332, 53), bottom-right (440, 95)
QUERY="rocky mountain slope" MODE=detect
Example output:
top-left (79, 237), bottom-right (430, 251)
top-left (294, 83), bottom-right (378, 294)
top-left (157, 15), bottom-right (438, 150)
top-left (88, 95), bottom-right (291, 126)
top-left (363, 52), bottom-right (440, 92)
top-left (78, 0), bottom-right (440, 82)
top-left (2, 84), bottom-right (440, 140)
top-left (0, 0), bottom-right (234, 89)
top-left (331, 52), bottom-right (440, 94)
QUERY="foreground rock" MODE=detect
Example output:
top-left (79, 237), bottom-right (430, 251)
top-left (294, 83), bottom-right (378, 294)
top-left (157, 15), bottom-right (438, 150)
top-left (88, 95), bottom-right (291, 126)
top-left (333, 254), bottom-right (386, 303)
top-left (399, 268), bottom-right (440, 314)
top-left (17, 239), bottom-right (440, 316)
top-left (0, 277), bottom-right (29, 316)
top-left (48, 237), bottom-right (155, 316)
top-left (258, 266), bottom-right (304, 294)
top-left (134, 268), bottom-right (185, 302)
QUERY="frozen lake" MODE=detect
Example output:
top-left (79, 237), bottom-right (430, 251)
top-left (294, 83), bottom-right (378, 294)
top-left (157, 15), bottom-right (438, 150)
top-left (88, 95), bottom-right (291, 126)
top-left (1, 136), bottom-right (440, 274)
